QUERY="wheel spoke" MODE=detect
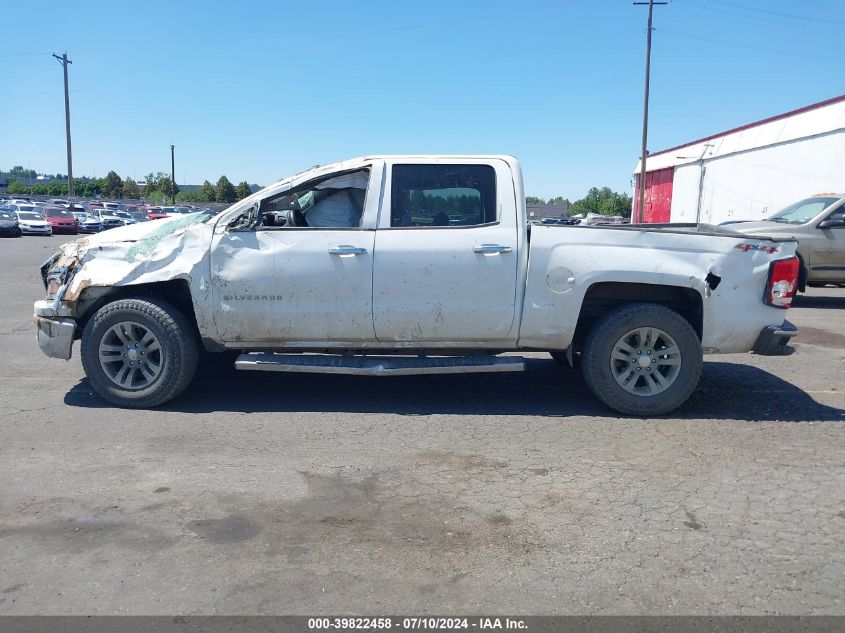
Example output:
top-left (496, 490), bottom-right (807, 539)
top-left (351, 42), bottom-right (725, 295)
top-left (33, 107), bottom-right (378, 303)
top-left (140, 331), bottom-right (157, 348)
top-left (611, 349), bottom-right (633, 363)
top-left (145, 340), bottom-right (161, 355)
top-left (616, 365), bottom-right (635, 382)
top-left (139, 364), bottom-right (156, 383)
top-left (652, 369), bottom-right (670, 389)
top-left (615, 340), bottom-right (636, 356)
top-left (115, 364), bottom-right (132, 387)
top-left (642, 372), bottom-right (659, 394)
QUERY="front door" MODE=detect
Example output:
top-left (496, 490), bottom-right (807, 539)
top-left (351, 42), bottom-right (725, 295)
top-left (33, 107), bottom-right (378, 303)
top-left (209, 167), bottom-right (378, 344)
top-left (808, 205), bottom-right (845, 283)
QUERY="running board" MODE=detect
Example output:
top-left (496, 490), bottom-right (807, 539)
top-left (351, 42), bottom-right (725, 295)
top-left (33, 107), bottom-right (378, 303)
top-left (234, 353), bottom-right (525, 376)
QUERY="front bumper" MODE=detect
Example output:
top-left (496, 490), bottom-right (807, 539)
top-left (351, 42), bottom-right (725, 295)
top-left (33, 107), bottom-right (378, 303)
top-left (752, 320), bottom-right (797, 355)
top-left (34, 299), bottom-right (76, 360)
top-left (22, 226), bottom-right (52, 235)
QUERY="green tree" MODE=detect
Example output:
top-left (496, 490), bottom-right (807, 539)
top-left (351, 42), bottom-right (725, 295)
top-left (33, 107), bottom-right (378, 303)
top-left (216, 176), bottom-right (236, 203)
top-left (31, 183), bottom-right (48, 195)
top-left (101, 171), bottom-right (124, 199)
top-left (7, 179), bottom-right (28, 194)
top-left (47, 182), bottom-right (67, 196)
top-left (199, 180), bottom-right (216, 202)
top-left (569, 187), bottom-right (632, 217)
top-left (235, 181), bottom-right (252, 200)
top-left (547, 196), bottom-right (570, 207)
top-left (525, 196), bottom-right (545, 205)
top-left (123, 177), bottom-right (141, 199)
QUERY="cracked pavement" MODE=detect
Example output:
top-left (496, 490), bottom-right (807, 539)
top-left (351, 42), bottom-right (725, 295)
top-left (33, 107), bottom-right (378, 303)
top-left (0, 235), bottom-right (843, 615)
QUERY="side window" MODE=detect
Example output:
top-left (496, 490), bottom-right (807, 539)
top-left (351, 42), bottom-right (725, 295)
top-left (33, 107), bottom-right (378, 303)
top-left (260, 169), bottom-right (369, 229)
top-left (826, 207), bottom-right (845, 224)
top-left (390, 164), bottom-right (496, 227)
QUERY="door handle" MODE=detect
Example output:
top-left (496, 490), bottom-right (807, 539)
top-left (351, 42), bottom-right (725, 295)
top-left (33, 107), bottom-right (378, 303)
top-left (329, 245), bottom-right (367, 256)
top-left (473, 244), bottom-right (512, 254)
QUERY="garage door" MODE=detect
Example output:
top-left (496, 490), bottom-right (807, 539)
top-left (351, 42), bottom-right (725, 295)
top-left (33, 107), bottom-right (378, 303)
top-left (635, 167), bottom-right (674, 223)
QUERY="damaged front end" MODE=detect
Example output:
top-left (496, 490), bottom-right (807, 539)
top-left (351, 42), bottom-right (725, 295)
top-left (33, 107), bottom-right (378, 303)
top-left (34, 212), bottom-right (216, 360)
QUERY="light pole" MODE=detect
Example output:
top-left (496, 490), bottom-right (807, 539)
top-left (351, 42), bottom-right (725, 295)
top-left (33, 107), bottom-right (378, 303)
top-left (52, 52), bottom-right (74, 198)
top-left (170, 145), bottom-right (176, 205)
top-left (633, 1), bottom-right (666, 222)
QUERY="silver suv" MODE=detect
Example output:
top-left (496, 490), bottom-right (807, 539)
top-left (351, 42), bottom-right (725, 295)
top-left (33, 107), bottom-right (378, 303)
top-left (728, 194), bottom-right (845, 290)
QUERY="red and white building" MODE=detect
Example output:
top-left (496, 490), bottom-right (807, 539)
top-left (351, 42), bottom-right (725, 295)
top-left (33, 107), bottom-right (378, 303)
top-left (633, 94), bottom-right (845, 224)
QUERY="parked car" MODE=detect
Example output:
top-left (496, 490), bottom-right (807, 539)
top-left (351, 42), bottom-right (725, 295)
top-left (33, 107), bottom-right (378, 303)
top-left (727, 194), bottom-right (845, 290)
top-left (71, 212), bottom-right (103, 234)
top-left (88, 207), bottom-right (125, 230)
top-left (0, 209), bottom-right (22, 237)
top-left (113, 211), bottom-right (138, 225)
top-left (43, 206), bottom-right (79, 234)
top-left (15, 209), bottom-right (52, 235)
top-left (146, 206), bottom-right (168, 220)
top-left (124, 205), bottom-right (149, 222)
top-left (35, 155), bottom-right (800, 416)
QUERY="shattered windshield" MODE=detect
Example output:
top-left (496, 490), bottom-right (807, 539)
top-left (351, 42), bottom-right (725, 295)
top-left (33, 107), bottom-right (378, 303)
top-left (768, 197), bottom-right (839, 225)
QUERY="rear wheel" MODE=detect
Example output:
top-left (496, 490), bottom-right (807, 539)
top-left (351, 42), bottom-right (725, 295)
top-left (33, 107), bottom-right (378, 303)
top-left (81, 298), bottom-right (199, 408)
top-left (581, 303), bottom-right (702, 416)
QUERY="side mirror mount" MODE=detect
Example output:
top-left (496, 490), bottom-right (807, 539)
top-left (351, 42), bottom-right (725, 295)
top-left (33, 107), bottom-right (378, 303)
top-left (226, 201), bottom-right (262, 231)
top-left (818, 218), bottom-right (845, 229)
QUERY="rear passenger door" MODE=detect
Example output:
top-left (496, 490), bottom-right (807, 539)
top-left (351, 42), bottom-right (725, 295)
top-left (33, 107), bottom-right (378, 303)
top-left (372, 160), bottom-right (519, 344)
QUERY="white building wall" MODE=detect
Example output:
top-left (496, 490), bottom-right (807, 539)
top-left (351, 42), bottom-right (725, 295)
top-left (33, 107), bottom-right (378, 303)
top-left (669, 130), bottom-right (845, 224)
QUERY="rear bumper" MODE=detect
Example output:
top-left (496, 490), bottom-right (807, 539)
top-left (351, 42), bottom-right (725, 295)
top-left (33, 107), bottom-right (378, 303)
top-left (752, 320), bottom-right (797, 355)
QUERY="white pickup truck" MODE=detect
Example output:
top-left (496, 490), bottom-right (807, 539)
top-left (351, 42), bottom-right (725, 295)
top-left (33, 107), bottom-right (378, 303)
top-left (35, 156), bottom-right (800, 416)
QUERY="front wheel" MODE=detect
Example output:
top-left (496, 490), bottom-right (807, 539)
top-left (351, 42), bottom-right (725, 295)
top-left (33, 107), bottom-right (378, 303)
top-left (581, 303), bottom-right (702, 417)
top-left (81, 298), bottom-right (199, 408)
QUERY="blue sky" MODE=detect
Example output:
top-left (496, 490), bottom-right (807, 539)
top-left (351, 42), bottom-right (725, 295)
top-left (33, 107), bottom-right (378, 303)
top-left (2, 0), bottom-right (843, 199)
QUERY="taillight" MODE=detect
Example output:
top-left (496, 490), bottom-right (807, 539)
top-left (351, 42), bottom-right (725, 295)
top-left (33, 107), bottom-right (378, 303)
top-left (764, 257), bottom-right (799, 308)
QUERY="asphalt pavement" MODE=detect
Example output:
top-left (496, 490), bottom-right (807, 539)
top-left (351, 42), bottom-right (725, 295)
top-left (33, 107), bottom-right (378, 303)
top-left (0, 234), bottom-right (842, 615)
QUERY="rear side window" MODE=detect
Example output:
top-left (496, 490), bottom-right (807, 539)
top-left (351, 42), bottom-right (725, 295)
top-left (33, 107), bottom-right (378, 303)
top-left (390, 164), bottom-right (496, 227)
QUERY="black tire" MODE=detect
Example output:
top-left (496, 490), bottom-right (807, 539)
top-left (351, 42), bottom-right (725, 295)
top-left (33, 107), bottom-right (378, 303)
top-left (81, 298), bottom-right (199, 408)
top-left (581, 303), bottom-right (702, 417)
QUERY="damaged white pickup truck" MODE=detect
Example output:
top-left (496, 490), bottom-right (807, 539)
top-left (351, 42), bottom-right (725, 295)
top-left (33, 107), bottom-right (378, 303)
top-left (35, 156), bottom-right (800, 416)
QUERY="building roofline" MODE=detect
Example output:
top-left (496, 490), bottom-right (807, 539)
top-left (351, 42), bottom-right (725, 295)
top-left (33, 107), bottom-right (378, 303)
top-left (648, 93), bottom-right (845, 159)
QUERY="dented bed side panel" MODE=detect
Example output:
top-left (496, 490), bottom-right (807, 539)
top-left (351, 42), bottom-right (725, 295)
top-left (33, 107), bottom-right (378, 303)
top-left (519, 225), bottom-right (797, 353)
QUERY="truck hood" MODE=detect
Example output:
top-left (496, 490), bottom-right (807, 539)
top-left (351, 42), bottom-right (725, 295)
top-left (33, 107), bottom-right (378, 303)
top-left (42, 212), bottom-right (215, 304)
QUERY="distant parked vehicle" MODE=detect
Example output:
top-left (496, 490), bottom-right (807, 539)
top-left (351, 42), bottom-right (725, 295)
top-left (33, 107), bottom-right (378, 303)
top-left (71, 212), bottom-right (104, 234)
top-left (146, 206), bottom-right (168, 220)
top-left (14, 210), bottom-right (52, 235)
top-left (113, 211), bottom-right (137, 225)
top-left (125, 208), bottom-right (149, 222)
top-left (88, 208), bottom-right (124, 230)
top-left (0, 210), bottom-right (22, 237)
top-left (728, 193), bottom-right (845, 290)
top-left (43, 206), bottom-right (79, 234)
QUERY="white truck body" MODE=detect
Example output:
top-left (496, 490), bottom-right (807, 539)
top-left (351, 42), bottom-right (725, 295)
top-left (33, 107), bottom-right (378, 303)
top-left (35, 156), bottom-right (800, 415)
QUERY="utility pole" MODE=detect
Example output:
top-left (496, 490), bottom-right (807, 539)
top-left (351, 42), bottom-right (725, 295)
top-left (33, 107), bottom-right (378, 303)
top-left (52, 52), bottom-right (74, 199)
top-left (170, 144), bottom-right (176, 205)
top-left (633, 1), bottom-right (666, 223)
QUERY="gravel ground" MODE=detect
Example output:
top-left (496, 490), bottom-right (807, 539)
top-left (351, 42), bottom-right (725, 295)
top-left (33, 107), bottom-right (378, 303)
top-left (0, 234), bottom-right (842, 615)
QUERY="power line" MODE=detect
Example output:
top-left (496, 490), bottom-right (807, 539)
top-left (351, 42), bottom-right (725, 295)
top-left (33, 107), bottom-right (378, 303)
top-left (706, 0), bottom-right (845, 27)
top-left (681, 0), bottom-right (840, 31)
top-left (657, 27), bottom-right (842, 62)
top-left (0, 51), bottom-right (51, 57)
